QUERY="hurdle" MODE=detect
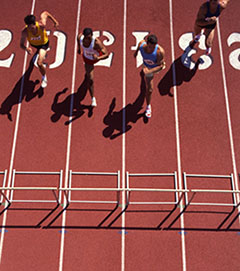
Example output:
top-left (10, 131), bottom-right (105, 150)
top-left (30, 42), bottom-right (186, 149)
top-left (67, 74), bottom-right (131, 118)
top-left (125, 171), bottom-right (188, 205)
top-left (65, 170), bottom-right (121, 205)
top-left (183, 172), bottom-right (238, 207)
top-left (5, 169), bottom-right (64, 204)
top-left (0, 170), bottom-right (8, 204)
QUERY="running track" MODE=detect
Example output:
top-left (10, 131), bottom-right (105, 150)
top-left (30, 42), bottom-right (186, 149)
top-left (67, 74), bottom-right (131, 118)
top-left (0, 0), bottom-right (240, 270)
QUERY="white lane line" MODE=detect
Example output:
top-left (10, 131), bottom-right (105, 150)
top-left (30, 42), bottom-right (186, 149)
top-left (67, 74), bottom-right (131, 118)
top-left (58, 1), bottom-right (82, 270)
top-left (217, 22), bottom-right (240, 213)
top-left (121, 1), bottom-right (127, 271)
top-left (169, 1), bottom-right (187, 271)
top-left (0, 0), bottom-right (36, 264)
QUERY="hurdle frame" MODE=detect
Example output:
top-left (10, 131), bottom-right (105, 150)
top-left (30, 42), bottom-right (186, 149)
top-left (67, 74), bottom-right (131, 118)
top-left (8, 169), bottom-right (63, 204)
top-left (126, 171), bottom-right (183, 205)
top-left (66, 170), bottom-right (121, 205)
top-left (183, 172), bottom-right (237, 207)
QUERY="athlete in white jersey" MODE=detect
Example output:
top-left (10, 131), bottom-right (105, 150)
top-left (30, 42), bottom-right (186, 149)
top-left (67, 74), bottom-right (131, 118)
top-left (77, 28), bottom-right (109, 107)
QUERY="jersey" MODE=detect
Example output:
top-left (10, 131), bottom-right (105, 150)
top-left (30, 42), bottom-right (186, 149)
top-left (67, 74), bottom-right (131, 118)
top-left (26, 21), bottom-right (48, 46)
top-left (80, 36), bottom-right (100, 60)
top-left (139, 42), bottom-right (159, 68)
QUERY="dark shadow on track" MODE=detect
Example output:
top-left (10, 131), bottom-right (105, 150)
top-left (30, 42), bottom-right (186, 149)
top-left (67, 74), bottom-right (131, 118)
top-left (102, 71), bottom-right (146, 140)
top-left (43, 203), bottom-right (120, 229)
top-left (0, 55), bottom-right (43, 121)
top-left (0, 203), bottom-right (61, 229)
top-left (158, 47), bottom-right (201, 97)
top-left (50, 75), bottom-right (93, 125)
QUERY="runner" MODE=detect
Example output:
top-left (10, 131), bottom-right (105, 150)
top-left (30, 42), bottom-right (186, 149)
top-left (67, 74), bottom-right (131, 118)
top-left (190, 0), bottom-right (230, 55)
top-left (134, 34), bottom-right (166, 118)
top-left (77, 28), bottom-right (109, 107)
top-left (20, 11), bottom-right (59, 88)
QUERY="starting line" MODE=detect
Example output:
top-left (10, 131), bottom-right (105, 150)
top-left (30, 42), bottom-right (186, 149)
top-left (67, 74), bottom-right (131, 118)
top-left (0, 170), bottom-right (239, 208)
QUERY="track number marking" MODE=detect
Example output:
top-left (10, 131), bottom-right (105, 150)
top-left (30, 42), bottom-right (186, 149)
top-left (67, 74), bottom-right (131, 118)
top-left (0, 30), bottom-right (15, 68)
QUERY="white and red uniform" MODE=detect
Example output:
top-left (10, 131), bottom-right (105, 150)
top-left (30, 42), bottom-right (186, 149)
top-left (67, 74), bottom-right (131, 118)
top-left (80, 36), bottom-right (102, 65)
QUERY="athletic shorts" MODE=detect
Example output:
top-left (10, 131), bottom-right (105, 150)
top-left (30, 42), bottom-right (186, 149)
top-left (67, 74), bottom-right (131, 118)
top-left (31, 41), bottom-right (49, 51)
top-left (82, 51), bottom-right (103, 65)
top-left (142, 62), bottom-right (166, 78)
top-left (197, 22), bottom-right (216, 30)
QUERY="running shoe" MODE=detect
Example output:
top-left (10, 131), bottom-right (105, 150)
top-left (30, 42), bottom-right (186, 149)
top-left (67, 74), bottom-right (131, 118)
top-left (145, 105), bottom-right (151, 118)
top-left (41, 75), bottom-right (48, 88)
top-left (91, 97), bottom-right (97, 107)
top-left (205, 47), bottom-right (212, 56)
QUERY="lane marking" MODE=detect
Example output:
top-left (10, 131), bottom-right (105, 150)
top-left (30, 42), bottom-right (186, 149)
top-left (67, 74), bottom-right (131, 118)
top-left (169, 1), bottom-right (187, 271)
top-left (121, 1), bottom-right (127, 271)
top-left (58, 1), bottom-right (82, 271)
top-left (0, 0), bottom-right (36, 264)
top-left (217, 21), bottom-right (240, 220)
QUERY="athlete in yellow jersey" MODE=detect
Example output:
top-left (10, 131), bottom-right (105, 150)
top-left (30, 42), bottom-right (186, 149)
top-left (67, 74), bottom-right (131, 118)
top-left (20, 11), bottom-right (59, 88)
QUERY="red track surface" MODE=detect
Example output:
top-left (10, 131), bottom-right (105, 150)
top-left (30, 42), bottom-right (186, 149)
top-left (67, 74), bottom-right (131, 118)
top-left (0, 0), bottom-right (240, 270)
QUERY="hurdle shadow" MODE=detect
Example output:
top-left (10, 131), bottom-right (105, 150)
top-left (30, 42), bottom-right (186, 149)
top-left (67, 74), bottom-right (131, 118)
top-left (158, 47), bottom-right (201, 97)
top-left (0, 55), bottom-right (43, 121)
top-left (102, 71), bottom-right (146, 140)
top-left (43, 192), bottom-right (185, 231)
top-left (163, 193), bottom-right (240, 232)
top-left (0, 202), bottom-right (61, 229)
top-left (50, 75), bottom-right (93, 125)
top-left (42, 201), bottom-right (120, 229)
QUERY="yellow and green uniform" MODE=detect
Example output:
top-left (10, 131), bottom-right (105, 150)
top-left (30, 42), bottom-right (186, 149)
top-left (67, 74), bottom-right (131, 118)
top-left (26, 21), bottom-right (48, 46)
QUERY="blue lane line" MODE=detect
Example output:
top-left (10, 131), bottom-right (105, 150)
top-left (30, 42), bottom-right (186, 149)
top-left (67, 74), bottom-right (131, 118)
top-left (118, 230), bottom-right (128, 235)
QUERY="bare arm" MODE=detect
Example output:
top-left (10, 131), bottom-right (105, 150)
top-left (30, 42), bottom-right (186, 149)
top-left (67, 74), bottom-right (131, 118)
top-left (146, 46), bottom-right (166, 74)
top-left (77, 33), bottom-right (82, 54)
top-left (39, 11), bottom-right (59, 27)
top-left (94, 38), bottom-right (109, 60)
top-left (133, 40), bottom-right (145, 58)
top-left (195, 4), bottom-right (217, 26)
top-left (20, 28), bottom-right (32, 54)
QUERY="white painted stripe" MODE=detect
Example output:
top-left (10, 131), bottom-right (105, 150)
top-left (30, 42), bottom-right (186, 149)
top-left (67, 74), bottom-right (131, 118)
top-left (217, 22), bottom-right (240, 212)
top-left (0, 0), bottom-right (36, 263)
top-left (169, 1), bottom-right (187, 270)
top-left (121, 1), bottom-right (127, 271)
top-left (58, 1), bottom-right (82, 270)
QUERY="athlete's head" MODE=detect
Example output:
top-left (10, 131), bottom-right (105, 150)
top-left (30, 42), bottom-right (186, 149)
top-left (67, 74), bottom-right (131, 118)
top-left (147, 35), bottom-right (158, 45)
top-left (83, 28), bottom-right (93, 37)
top-left (146, 34), bottom-right (158, 53)
top-left (24, 15), bottom-right (36, 26)
top-left (83, 28), bottom-right (93, 44)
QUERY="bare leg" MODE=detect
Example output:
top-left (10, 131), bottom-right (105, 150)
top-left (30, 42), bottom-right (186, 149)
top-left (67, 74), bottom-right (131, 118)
top-left (204, 28), bottom-right (215, 55)
top-left (85, 63), bottom-right (97, 106)
top-left (190, 23), bottom-right (202, 48)
top-left (38, 49), bottom-right (48, 88)
top-left (144, 75), bottom-right (154, 118)
top-left (85, 63), bottom-right (94, 97)
top-left (37, 49), bottom-right (47, 76)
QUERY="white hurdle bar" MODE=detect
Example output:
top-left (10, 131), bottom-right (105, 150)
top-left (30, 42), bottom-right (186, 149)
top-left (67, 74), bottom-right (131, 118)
top-left (0, 187), bottom-right (239, 207)
top-left (126, 171), bottom-right (180, 205)
top-left (9, 170), bottom-right (63, 204)
top-left (183, 172), bottom-right (237, 207)
top-left (67, 170), bottom-right (121, 204)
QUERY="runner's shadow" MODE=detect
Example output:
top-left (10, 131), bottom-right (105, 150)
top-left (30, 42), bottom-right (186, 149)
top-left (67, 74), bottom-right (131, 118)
top-left (50, 75), bottom-right (93, 125)
top-left (0, 55), bottom-right (43, 121)
top-left (102, 71), bottom-right (146, 140)
top-left (158, 47), bottom-right (200, 97)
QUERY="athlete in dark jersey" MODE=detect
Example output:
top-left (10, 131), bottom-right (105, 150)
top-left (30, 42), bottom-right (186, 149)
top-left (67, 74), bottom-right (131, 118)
top-left (190, 0), bottom-right (230, 55)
